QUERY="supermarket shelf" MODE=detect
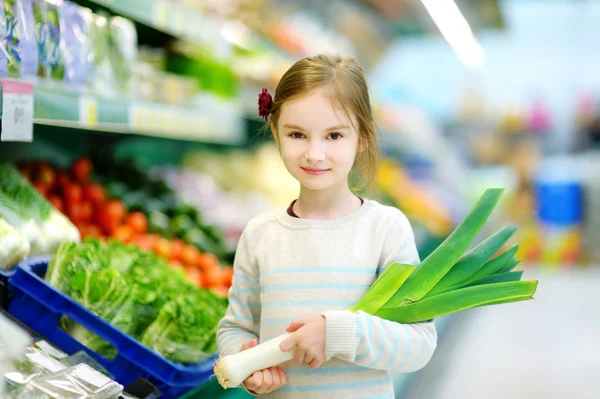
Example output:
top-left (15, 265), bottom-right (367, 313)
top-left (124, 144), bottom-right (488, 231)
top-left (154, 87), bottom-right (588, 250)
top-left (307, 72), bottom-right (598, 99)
top-left (89, 0), bottom-right (230, 55)
top-left (0, 83), bottom-right (245, 144)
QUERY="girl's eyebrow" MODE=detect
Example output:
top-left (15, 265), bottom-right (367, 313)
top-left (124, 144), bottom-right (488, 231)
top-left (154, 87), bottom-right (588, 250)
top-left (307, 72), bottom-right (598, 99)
top-left (282, 123), bottom-right (350, 131)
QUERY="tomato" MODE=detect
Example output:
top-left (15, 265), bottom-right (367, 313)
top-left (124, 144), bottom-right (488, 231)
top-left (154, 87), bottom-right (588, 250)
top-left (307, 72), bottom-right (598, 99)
top-left (37, 164), bottom-right (56, 189)
top-left (79, 201), bottom-right (94, 223)
top-left (125, 212), bottom-right (148, 234)
top-left (79, 224), bottom-right (102, 239)
top-left (63, 182), bottom-right (83, 205)
top-left (96, 199), bottom-right (127, 234)
top-left (71, 157), bottom-right (93, 182)
top-left (153, 238), bottom-right (171, 259)
top-left (169, 239), bottom-right (185, 262)
top-left (48, 195), bottom-right (64, 213)
top-left (185, 266), bottom-right (203, 286)
top-left (56, 172), bottom-right (71, 189)
top-left (203, 266), bottom-right (223, 287)
top-left (222, 267), bottom-right (234, 287)
top-left (197, 252), bottom-right (219, 270)
top-left (131, 234), bottom-right (153, 251)
top-left (66, 202), bottom-right (84, 224)
top-left (211, 285), bottom-right (229, 298)
top-left (113, 225), bottom-right (134, 242)
top-left (83, 183), bottom-right (106, 206)
top-left (182, 245), bottom-right (200, 267)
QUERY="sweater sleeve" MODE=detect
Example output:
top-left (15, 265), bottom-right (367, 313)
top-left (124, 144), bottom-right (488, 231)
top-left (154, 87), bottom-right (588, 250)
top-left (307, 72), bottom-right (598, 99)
top-left (216, 228), bottom-right (261, 357)
top-left (321, 209), bottom-right (437, 372)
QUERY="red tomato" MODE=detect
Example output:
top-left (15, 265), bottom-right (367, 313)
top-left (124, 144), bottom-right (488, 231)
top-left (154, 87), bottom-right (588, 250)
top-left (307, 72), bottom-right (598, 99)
top-left (79, 201), bottom-right (94, 223)
top-left (169, 239), bottom-right (185, 262)
top-left (222, 267), bottom-right (234, 287)
top-left (56, 172), bottom-right (71, 189)
top-left (204, 266), bottom-right (223, 288)
top-left (48, 195), bottom-right (64, 213)
top-left (71, 157), bottom-right (93, 182)
top-left (66, 202), bottom-right (84, 224)
top-left (79, 224), bottom-right (102, 239)
top-left (185, 266), bottom-right (203, 286)
top-left (96, 199), bottom-right (127, 234)
top-left (63, 182), bottom-right (83, 205)
top-left (181, 245), bottom-right (200, 267)
top-left (83, 183), bottom-right (106, 206)
top-left (37, 164), bottom-right (56, 189)
top-left (113, 225), bottom-right (134, 242)
top-left (125, 212), bottom-right (148, 234)
top-left (153, 238), bottom-right (171, 259)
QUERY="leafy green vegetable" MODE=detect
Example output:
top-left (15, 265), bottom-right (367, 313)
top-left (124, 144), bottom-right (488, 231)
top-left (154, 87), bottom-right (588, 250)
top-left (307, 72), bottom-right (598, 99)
top-left (0, 216), bottom-right (30, 270)
top-left (44, 238), bottom-right (228, 364)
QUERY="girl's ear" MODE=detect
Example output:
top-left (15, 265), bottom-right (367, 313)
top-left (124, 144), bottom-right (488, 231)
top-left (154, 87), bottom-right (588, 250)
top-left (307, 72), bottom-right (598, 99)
top-left (358, 135), bottom-right (367, 153)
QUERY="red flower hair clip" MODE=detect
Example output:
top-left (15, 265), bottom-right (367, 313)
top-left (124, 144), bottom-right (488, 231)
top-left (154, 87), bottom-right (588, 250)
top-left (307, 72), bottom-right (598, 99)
top-left (258, 88), bottom-right (273, 121)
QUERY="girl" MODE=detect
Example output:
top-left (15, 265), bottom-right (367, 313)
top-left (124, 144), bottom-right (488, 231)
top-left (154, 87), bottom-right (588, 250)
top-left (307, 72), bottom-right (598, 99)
top-left (216, 53), bottom-right (437, 398)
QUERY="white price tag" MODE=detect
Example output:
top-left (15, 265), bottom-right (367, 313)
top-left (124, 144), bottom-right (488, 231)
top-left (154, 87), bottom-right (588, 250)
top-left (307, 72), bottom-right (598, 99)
top-left (79, 96), bottom-right (98, 128)
top-left (73, 364), bottom-right (111, 388)
top-left (1, 80), bottom-right (34, 142)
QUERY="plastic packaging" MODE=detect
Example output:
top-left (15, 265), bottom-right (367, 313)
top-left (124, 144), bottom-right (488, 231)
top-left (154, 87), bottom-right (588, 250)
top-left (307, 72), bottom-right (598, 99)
top-left (2, 0), bottom-right (39, 78)
top-left (0, 313), bottom-right (31, 398)
top-left (89, 12), bottom-right (115, 96)
top-left (108, 16), bottom-right (137, 95)
top-left (4, 347), bottom-right (66, 390)
top-left (33, 0), bottom-right (65, 80)
top-left (0, 217), bottom-right (30, 270)
top-left (58, 1), bottom-right (93, 86)
top-left (11, 363), bottom-right (123, 398)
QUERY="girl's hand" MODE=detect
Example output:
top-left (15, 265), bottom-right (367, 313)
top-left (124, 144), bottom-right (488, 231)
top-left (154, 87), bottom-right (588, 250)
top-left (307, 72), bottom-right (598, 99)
top-left (240, 339), bottom-right (288, 394)
top-left (280, 315), bottom-right (326, 369)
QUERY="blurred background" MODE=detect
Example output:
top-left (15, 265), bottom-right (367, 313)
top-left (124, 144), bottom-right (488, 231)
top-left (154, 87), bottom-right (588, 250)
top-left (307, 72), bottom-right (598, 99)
top-left (0, 0), bottom-right (599, 398)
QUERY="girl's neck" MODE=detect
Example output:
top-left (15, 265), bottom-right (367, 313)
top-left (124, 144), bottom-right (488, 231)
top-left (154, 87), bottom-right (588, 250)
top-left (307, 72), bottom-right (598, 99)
top-left (293, 182), bottom-right (362, 220)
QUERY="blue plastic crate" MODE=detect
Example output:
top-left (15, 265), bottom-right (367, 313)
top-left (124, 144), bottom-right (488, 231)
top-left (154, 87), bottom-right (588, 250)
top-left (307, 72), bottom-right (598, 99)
top-left (6, 257), bottom-right (218, 399)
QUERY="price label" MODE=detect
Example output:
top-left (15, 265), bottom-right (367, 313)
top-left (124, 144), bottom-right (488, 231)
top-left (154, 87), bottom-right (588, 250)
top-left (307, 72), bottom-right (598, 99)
top-left (1, 79), bottom-right (34, 142)
top-left (79, 96), bottom-right (98, 128)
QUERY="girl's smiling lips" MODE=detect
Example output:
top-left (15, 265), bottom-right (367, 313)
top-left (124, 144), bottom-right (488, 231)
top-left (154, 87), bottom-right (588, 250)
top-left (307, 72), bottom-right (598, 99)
top-left (301, 167), bottom-right (330, 175)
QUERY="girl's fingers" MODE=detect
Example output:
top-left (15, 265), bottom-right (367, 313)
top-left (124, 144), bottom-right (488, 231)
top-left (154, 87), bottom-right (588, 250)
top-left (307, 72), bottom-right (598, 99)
top-left (250, 371), bottom-right (262, 389)
top-left (304, 353), bottom-right (315, 365)
top-left (277, 367), bottom-right (288, 385)
top-left (269, 367), bottom-right (281, 386)
top-left (262, 368), bottom-right (273, 388)
top-left (294, 347), bottom-right (306, 364)
top-left (309, 358), bottom-right (323, 369)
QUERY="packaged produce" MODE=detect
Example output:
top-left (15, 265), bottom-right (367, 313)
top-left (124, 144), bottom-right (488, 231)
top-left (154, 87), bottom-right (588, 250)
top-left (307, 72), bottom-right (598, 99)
top-left (2, 0), bottom-right (38, 77)
top-left (108, 16), bottom-right (136, 94)
top-left (0, 216), bottom-right (30, 270)
top-left (33, 0), bottom-right (64, 80)
top-left (59, 1), bottom-right (93, 86)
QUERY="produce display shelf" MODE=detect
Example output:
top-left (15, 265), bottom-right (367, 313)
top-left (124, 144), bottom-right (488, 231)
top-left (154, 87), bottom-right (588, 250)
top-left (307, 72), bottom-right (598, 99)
top-left (89, 0), bottom-right (229, 54)
top-left (0, 82), bottom-right (245, 144)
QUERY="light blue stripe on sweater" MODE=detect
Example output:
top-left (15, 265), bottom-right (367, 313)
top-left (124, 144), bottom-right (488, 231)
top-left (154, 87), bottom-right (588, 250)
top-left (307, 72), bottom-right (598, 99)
top-left (261, 299), bottom-right (355, 308)
top-left (397, 324), bottom-right (412, 369)
top-left (285, 366), bottom-right (370, 375)
top-left (368, 318), bottom-right (387, 367)
top-left (355, 315), bottom-right (373, 362)
top-left (261, 267), bottom-right (374, 276)
top-left (228, 295), bottom-right (260, 309)
top-left (260, 317), bottom-right (295, 325)
top-left (279, 376), bottom-right (391, 392)
top-left (384, 322), bottom-right (401, 369)
top-left (234, 273), bottom-right (259, 284)
top-left (263, 282), bottom-right (370, 292)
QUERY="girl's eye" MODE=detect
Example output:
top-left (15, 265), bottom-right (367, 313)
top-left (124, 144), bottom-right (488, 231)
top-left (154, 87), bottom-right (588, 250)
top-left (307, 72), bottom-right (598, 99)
top-left (290, 132), bottom-right (304, 139)
top-left (328, 132), bottom-right (342, 140)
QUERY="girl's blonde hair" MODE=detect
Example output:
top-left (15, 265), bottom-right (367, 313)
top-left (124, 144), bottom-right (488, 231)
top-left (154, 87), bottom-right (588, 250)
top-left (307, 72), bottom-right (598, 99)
top-left (267, 53), bottom-right (379, 191)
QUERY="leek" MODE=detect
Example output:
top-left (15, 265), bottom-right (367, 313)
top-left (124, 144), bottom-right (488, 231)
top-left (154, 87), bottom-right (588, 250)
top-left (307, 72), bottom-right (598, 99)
top-left (214, 188), bottom-right (538, 389)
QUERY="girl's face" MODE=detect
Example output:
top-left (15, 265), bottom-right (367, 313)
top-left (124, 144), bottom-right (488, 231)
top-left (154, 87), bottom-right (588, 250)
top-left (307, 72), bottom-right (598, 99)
top-left (274, 88), bottom-right (360, 192)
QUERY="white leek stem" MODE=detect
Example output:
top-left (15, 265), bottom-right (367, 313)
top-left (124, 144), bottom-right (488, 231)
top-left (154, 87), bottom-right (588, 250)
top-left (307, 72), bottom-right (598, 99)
top-left (214, 333), bottom-right (294, 389)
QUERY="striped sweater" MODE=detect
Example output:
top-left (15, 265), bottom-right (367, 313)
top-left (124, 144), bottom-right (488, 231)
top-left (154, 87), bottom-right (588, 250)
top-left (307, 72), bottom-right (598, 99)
top-left (216, 199), bottom-right (438, 398)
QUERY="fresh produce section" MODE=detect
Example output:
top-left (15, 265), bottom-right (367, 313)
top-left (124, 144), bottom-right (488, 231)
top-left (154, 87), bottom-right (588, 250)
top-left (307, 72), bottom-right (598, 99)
top-left (45, 238), bottom-right (228, 364)
top-left (14, 157), bottom-right (233, 293)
